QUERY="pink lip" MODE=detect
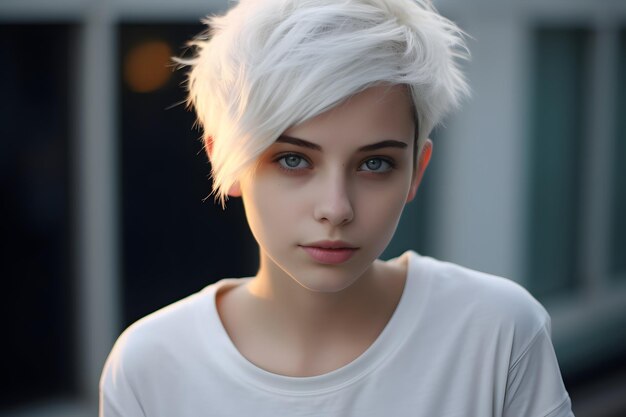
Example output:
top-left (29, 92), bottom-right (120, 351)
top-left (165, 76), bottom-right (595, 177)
top-left (300, 241), bottom-right (358, 265)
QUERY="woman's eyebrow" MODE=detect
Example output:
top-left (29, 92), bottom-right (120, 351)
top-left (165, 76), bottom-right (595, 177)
top-left (276, 135), bottom-right (408, 152)
top-left (358, 140), bottom-right (408, 152)
top-left (276, 135), bottom-right (322, 151)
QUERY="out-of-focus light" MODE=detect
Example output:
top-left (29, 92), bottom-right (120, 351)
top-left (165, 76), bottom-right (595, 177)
top-left (124, 40), bottom-right (173, 93)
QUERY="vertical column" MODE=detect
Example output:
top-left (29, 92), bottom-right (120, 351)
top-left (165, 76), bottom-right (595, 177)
top-left (435, 8), bottom-right (526, 281)
top-left (75, 0), bottom-right (119, 403)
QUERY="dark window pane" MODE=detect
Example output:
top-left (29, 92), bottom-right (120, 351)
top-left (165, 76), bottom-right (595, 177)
top-left (526, 28), bottom-right (590, 298)
top-left (0, 24), bottom-right (76, 409)
top-left (382, 129), bottom-right (440, 260)
top-left (119, 24), bottom-right (258, 327)
top-left (610, 30), bottom-right (626, 278)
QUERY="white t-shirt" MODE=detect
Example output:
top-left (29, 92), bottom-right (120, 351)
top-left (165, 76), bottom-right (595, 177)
top-left (100, 251), bottom-right (574, 416)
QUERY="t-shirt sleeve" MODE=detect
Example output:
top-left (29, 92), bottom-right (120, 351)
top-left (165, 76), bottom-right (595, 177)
top-left (99, 333), bottom-right (147, 417)
top-left (503, 319), bottom-right (574, 417)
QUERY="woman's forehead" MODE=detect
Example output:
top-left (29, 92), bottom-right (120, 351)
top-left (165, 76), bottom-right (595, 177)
top-left (281, 85), bottom-right (415, 147)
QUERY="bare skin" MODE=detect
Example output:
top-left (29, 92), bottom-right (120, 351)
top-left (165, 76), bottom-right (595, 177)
top-left (216, 256), bottom-right (408, 376)
top-left (214, 85), bottom-right (432, 377)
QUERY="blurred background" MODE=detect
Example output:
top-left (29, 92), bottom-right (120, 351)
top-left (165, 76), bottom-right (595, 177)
top-left (1, 0), bottom-right (625, 415)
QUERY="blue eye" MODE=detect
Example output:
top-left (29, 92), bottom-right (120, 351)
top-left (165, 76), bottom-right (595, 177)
top-left (359, 158), bottom-right (393, 172)
top-left (277, 154), bottom-right (310, 170)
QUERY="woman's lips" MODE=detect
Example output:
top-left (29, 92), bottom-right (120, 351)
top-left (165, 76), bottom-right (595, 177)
top-left (300, 246), bottom-right (358, 264)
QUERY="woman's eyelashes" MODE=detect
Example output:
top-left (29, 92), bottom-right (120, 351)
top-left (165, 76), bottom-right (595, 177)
top-left (358, 157), bottom-right (395, 173)
top-left (274, 153), bottom-right (396, 174)
top-left (275, 153), bottom-right (311, 172)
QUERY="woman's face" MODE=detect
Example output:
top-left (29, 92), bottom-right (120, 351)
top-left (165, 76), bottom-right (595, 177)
top-left (235, 84), bottom-right (429, 293)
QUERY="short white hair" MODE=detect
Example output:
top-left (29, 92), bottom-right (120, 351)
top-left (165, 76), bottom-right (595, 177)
top-left (180, 0), bottom-right (470, 205)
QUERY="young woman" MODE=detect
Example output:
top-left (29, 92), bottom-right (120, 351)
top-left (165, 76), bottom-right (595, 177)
top-left (100, 1), bottom-right (574, 416)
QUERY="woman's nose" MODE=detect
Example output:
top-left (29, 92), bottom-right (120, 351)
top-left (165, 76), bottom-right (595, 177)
top-left (313, 174), bottom-right (354, 226)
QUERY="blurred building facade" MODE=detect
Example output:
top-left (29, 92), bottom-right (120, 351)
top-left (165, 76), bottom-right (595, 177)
top-left (1, 0), bottom-right (625, 415)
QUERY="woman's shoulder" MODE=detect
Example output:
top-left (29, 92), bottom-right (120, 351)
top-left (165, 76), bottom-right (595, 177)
top-left (124, 284), bottom-right (213, 339)
top-left (102, 279), bottom-right (236, 377)
top-left (408, 251), bottom-right (551, 337)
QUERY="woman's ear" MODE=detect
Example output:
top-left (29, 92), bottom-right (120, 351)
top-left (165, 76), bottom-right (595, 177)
top-left (227, 182), bottom-right (242, 197)
top-left (205, 135), bottom-right (214, 159)
top-left (206, 135), bottom-right (241, 197)
top-left (406, 138), bottom-right (432, 203)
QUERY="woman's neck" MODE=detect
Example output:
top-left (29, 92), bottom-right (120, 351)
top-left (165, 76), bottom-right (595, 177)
top-left (215, 255), bottom-right (408, 376)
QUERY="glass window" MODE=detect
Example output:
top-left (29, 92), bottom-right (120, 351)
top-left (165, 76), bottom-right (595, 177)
top-left (526, 28), bottom-right (591, 299)
top-left (382, 129), bottom-right (439, 260)
top-left (610, 30), bottom-right (626, 279)
top-left (118, 24), bottom-right (258, 327)
top-left (0, 24), bottom-right (77, 409)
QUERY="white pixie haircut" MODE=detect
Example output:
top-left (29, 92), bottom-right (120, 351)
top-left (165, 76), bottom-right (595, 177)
top-left (181, 0), bottom-right (470, 205)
